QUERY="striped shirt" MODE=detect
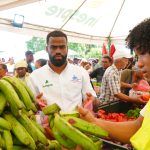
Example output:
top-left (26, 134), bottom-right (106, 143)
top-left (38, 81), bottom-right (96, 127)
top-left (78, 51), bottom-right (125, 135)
top-left (100, 64), bottom-right (121, 102)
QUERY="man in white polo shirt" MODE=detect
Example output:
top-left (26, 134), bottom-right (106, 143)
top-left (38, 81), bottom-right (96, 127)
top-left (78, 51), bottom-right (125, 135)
top-left (27, 30), bottom-right (97, 112)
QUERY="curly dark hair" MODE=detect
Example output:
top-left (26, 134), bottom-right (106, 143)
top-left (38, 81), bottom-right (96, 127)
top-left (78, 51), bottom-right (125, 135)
top-left (46, 30), bottom-right (68, 45)
top-left (36, 59), bottom-right (47, 67)
top-left (126, 18), bottom-right (150, 54)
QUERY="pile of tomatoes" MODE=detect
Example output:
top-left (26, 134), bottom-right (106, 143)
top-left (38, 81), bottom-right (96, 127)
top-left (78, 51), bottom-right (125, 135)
top-left (97, 109), bottom-right (135, 122)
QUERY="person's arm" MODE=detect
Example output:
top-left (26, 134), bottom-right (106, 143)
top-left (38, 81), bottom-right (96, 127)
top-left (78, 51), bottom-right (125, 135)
top-left (121, 82), bottom-right (132, 88)
top-left (78, 106), bottom-right (143, 143)
top-left (93, 116), bottom-right (143, 143)
top-left (89, 69), bottom-right (97, 79)
top-left (114, 92), bottom-right (146, 104)
top-left (27, 75), bottom-right (47, 109)
top-left (107, 74), bottom-right (145, 103)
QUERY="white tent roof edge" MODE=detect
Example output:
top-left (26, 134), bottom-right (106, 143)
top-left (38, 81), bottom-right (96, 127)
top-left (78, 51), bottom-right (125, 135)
top-left (0, 0), bottom-right (40, 11)
top-left (0, 17), bottom-right (107, 44)
top-left (0, 0), bottom-right (130, 45)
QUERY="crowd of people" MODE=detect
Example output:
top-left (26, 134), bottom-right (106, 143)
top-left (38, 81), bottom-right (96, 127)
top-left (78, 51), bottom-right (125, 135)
top-left (0, 18), bottom-right (150, 149)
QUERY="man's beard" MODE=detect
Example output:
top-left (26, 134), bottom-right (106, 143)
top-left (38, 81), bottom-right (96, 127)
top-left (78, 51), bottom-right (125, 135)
top-left (49, 54), bottom-right (67, 67)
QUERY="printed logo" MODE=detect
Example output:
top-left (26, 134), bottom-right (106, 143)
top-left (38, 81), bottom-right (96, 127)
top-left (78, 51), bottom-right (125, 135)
top-left (43, 80), bottom-right (53, 87)
top-left (71, 75), bottom-right (81, 83)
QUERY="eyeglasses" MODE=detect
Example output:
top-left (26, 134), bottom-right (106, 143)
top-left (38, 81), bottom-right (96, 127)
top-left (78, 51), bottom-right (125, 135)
top-left (48, 45), bottom-right (67, 50)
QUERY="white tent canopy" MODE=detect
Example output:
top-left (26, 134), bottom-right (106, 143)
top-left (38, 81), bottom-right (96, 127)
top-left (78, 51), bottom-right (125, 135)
top-left (0, 0), bottom-right (150, 45)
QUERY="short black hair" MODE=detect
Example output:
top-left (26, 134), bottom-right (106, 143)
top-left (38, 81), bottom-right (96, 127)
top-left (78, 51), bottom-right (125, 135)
top-left (46, 30), bottom-right (68, 45)
top-left (36, 59), bottom-right (47, 67)
top-left (25, 50), bottom-right (33, 56)
top-left (0, 64), bottom-right (8, 71)
top-left (126, 18), bottom-right (150, 54)
top-left (102, 55), bottom-right (112, 63)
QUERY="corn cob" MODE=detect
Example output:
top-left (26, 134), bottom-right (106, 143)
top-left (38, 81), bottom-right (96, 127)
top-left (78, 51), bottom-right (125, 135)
top-left (0, 117), bottom-right (11, 130)
top-left (21, 109), bottom-right (34, 117)
top-left (52, 124), bottom-right (76, 149)
top-left (3, 77), bottom-right (37, 112)
top-left (59, 111), bottom-right (80, 117)
top-left (30, 119), bottom-right (45, 134)
top-left (42, 103), bottom-right (60, 115)
top-left (0, 133), bottom-right (5, 148)
top-left (49, 114), bottom-right (54, 128)
top-left (3, 130), bottom-right (13, 150)
top-left (0, 80), bottom-right (24, 110)
top-left (18, 112), bottom-right (48, 145)
top-left (54, 113), bottom-right (98, 150)
top-left (48, 140), bottom-right (61, 150)
top-left (16, 77), bottom-right (36, 102)
top-left (0, 92), bottom-right (7, 115)
top-left (64, 116), bottom-right (108, 137)
top-left (3, 113), bottom-right (36, 149)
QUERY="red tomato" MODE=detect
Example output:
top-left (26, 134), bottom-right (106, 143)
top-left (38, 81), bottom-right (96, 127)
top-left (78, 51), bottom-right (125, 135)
top-left (98, 109), bottom-right (106, 114)
top-left (141, 94), bottom-right (150, 101)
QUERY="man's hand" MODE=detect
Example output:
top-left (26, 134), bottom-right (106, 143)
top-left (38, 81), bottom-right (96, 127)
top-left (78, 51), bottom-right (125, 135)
top-left (131, 83), bottom-right (138, 90)
top-left (83, 93), bottom-right (101, 112)
top-left (83, 92), bottom-right (95, 112)
top-left (131, 95), bottom-right (147, 104)
top-left (83, 92), bottom-right (95, 105)
top-left (36, 93), bottom-right (47, 110)
top-left (78, 106), bottom-right (97, 123)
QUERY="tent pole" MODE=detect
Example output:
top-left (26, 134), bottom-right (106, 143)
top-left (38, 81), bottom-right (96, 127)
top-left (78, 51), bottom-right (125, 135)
top-left (108, 0), bottom-right (126, 37)
top-left (107, 36), bottom-right (111, 56)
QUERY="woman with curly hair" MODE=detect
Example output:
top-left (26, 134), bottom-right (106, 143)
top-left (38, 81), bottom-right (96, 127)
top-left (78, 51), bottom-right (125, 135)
top-left (78, 18), bottom-right (150, 150)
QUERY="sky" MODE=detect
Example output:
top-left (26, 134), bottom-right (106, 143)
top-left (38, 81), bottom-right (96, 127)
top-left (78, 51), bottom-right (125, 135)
top-left (0, 30), bottom-right (31, 62)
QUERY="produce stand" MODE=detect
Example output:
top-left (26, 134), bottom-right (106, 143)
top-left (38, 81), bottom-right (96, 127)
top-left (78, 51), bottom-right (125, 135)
top-left (101, 138), bottom-right (132, 150)
top-left (98, 100), bottom-right (132, 113)
top-left (97, 100), bottom-right (135, 150)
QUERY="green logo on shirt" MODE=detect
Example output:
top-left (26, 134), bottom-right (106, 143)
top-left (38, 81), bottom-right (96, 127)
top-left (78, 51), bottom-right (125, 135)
top-left (43, 80), bottom-right (53, 87)
top-left (45, 80), bottom-right (49, 84)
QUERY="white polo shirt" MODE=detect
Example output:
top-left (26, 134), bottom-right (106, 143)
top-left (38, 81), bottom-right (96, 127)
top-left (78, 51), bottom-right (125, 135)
top-left (27, 63), bottom-right (96, 111)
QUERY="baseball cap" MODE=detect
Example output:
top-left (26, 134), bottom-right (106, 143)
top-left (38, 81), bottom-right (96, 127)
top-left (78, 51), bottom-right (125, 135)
top-left (113, 51), bottom-right (133, 60)
top-left (15, 60), bottom-right (28, 69)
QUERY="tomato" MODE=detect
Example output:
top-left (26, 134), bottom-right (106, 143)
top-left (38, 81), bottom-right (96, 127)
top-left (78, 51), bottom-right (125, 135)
top-left (97, 109), bottom-right (134, 122)
top-left (141, 94), bottom-right (150, 101)
top-left (98, 109), bottom-right (106, 114)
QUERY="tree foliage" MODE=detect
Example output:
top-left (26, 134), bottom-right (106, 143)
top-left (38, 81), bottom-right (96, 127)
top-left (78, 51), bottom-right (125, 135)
top-left (26, 37), bottom-right (46, 53)
top-left (26, 37), bottom-right (101, 59)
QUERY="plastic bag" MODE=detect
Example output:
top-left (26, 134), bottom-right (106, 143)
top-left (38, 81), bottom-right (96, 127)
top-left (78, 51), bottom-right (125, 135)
top-left (133, 79), bottom-right (150, 92)
top-left (129, 89), bottom-right (144, 97)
